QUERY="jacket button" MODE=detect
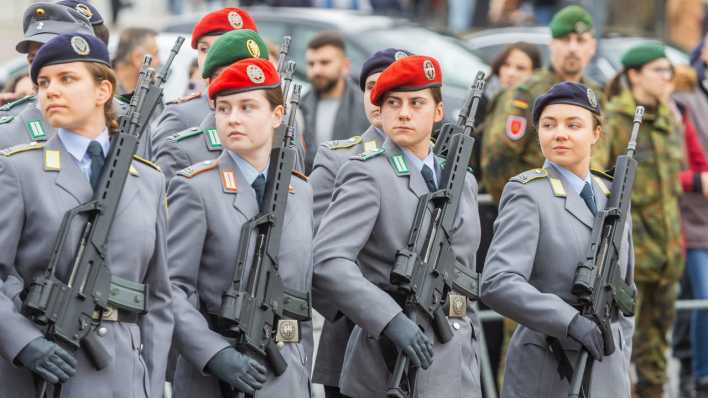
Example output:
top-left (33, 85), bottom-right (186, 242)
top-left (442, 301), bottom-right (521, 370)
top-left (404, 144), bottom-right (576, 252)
top-left (97, 327), bottom-right (108, 337)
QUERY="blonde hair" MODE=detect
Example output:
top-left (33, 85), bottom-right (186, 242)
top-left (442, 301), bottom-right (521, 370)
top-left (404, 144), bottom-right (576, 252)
top-left (83, 62), bottom-right (119, 134)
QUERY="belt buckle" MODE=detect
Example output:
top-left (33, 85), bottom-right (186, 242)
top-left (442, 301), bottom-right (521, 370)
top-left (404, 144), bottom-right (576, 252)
top-left (95, 307), bottom-right (118, 321)
top-left (276, 319), bottom-right (299, 343)
top-left (448, 293), bottom-right (467, 318)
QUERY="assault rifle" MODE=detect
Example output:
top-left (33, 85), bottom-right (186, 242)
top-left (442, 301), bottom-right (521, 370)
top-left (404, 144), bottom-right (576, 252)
top-left (385, 73), bottom-right (486, 398)
top-left (568, 107), bottom-right (644, 398)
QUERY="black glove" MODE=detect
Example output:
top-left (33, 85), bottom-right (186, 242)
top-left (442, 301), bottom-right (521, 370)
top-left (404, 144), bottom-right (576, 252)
top-left (567, 314), bottom-right (604, 361)
top-left (16, 337), bottom-right (77, 384)
top-left (205, 347), bottom-right (267, 394)
top-left (382, 312), bottom-right (434, 369)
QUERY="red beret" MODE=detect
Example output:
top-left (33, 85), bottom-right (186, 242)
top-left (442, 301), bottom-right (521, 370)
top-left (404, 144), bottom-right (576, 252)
top-left (191, 8), bottom-right (258, 49)
top-left (208, 58), bottom-right (281, 100)
top-left (370, 55), bottom-right (442, 106)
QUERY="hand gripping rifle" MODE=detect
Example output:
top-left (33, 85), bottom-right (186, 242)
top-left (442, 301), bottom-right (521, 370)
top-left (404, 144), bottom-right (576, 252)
top-left (385, 73), bottom-right (487, 398)
top-left (215, 85), bottom-right (311, 398)
top-left (568, 107), bottom-right (644, 398)
top-left (22, 37), bottom-right (184, 397)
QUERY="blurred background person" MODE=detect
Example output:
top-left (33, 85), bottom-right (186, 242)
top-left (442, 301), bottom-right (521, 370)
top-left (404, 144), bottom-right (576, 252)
top-left (299, 30), bottom-right (368, 172)
top-left (605, 43), bottom-right (685, 398)
top-left (112, 27), bottom-right (161, 96)
top-left (671, 63), bottom-right (708, 398)
top-left (3, 72), bottom-right (33, 100)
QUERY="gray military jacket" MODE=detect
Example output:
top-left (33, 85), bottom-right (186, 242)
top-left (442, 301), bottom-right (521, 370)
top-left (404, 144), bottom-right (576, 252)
top-left (481, 164), bottom-right (635, 398)
top-left (154, 112), bottom-right (220, 181)
top-left (149, 92), bottom-right (210, 158)
top-left (0, 95), bottom-right (35, 117)
top-left (312, 138), bottom-right (482, 398)
top-left (0, 136), bottom-right (173, 398)
top-left (166, 151), bottom-right (313, 398)
top-left (0, 97), bottom-right (148, 155)
top-left (308, 125), bottom-right (384, 387)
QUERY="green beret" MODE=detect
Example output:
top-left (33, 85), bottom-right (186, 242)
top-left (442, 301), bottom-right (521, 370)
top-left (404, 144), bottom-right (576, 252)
top-left (202, 29), bottom-right (268, 79)
top-left (549, 5), bottom-right (593, 38)
top-left (621, 43), bottom-right (667, 68)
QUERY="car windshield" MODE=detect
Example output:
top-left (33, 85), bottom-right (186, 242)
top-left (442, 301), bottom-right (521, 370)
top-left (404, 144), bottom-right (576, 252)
top-left (358, 26), bottom-right (488, 88)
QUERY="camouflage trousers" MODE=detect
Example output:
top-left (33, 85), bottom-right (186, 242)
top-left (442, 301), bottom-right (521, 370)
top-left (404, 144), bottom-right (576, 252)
top-left (632, 280), bottom-right (678, 395)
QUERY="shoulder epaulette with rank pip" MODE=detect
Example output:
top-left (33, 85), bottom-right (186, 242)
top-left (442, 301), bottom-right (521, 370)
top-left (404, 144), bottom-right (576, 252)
top-left (169, 127), bottom-right (204, 143)
top-left (351, 147), bottom-right (384, 161)
top-left (0, 142), bottom-right (43, 156)
top-left (166, 92), bottom-right (201, 105)
top-left (0, 95), bottom-right (34, 112)
top-left (292, 170), bottom-right (308, 181)
top-left (324, 135), bottom-right (362, 150)
top-left (510, 168), bottom-right (548, 184)
top-left (0, 115), bottom-right (14, 124)
top-left (177, 160), bottom-right (218, 178)
top-left (133, 155), bottom-right (161, 172)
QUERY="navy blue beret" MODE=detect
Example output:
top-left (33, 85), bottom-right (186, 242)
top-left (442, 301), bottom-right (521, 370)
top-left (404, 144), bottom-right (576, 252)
top-left (57, 1), bottom-right (103, 26)
top-left (359, 48), bottom-right (413, 91)
top-left (18, 2), bottom-right (94, 53)
top-left (532, 81), bottom-right (601, 126)
top-left (31, 33), bottom-right (110, 84)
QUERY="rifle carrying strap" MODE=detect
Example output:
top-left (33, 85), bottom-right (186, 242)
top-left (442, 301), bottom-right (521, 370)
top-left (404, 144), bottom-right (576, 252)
top-left (546, 336), bottom-right (574, 381)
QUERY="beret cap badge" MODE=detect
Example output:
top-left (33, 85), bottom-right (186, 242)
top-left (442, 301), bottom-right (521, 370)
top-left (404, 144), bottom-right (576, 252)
top-left (71, 35), bottom-right (90, 55)
top-left (246, 64), bottom-right (265, 84)
top-left (423, 60), bottom-right (435, 81)
top-left (75, 3), bottom-right (93, 19)
top-left (586, 88), bottom-right (598, 108)
top-left (246, 39), bottom-right (261, 57)
top-left (227, 11), bottom-right (243, 29)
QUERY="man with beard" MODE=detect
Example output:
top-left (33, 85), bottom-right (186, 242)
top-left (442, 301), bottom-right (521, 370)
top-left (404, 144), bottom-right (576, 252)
top-left (299, 31), bottom-right (369, 172)
top-left (481, 5), bottom-right (608, 204)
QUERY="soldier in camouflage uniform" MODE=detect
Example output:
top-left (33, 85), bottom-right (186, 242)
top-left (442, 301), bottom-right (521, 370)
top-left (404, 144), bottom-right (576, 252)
top-left (605, 43), bottom-right (685, 398)
top-left (482, 5), bottom-right (607, 204)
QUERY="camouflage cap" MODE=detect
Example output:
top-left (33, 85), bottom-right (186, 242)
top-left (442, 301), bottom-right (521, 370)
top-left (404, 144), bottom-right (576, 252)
top-left (549, 5), bottom-right (593, 39)
top-left (621, 43), bottom-right (667, 68)
top-left (202, 29), bottom-right (268, 79)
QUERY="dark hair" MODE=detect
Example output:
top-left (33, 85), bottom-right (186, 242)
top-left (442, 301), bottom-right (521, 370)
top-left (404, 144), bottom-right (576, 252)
top-left (605, 68), bottom-right (636, 100)
top-left (491, 42), bottom-right (542, 78)
top-left (112, 27), bottom-right (158, 67)
top-left (93, 23), bottom-right (110, 45)
top-left (84, 62), bottom-right (119, 134)
top-left (307, 31), bottom-right (346, 53)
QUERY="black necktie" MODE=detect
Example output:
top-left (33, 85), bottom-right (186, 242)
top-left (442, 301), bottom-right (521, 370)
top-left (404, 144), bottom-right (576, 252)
top-left (252, 174), bottom-right (266, 211)
top-left (87, 140), bottom-right (105, 191)
top-left (579, 182), bottom-right (597, 216)
top-left (421, 164), bottom-right (437, 192)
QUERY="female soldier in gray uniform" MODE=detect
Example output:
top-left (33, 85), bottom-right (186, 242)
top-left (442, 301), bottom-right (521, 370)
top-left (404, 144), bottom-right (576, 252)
top-left (0, 33), bottom-right (172, 397)
top-left (481, 82), bottom-right (635, 398)
top-left (166, 57), bottom-right (313, 397)
top-left (312, 54), bottom-right (482, 398)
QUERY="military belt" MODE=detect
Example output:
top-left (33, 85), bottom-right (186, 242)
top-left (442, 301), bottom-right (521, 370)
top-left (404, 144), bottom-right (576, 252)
top-left (203, 312), bottom-right (301, 343)
top-left (382, 288), bottom-right (471, 319)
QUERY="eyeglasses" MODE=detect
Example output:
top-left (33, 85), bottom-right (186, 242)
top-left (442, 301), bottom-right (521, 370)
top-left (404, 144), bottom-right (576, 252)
top-left (644, 66), bottom-right (675, 78)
